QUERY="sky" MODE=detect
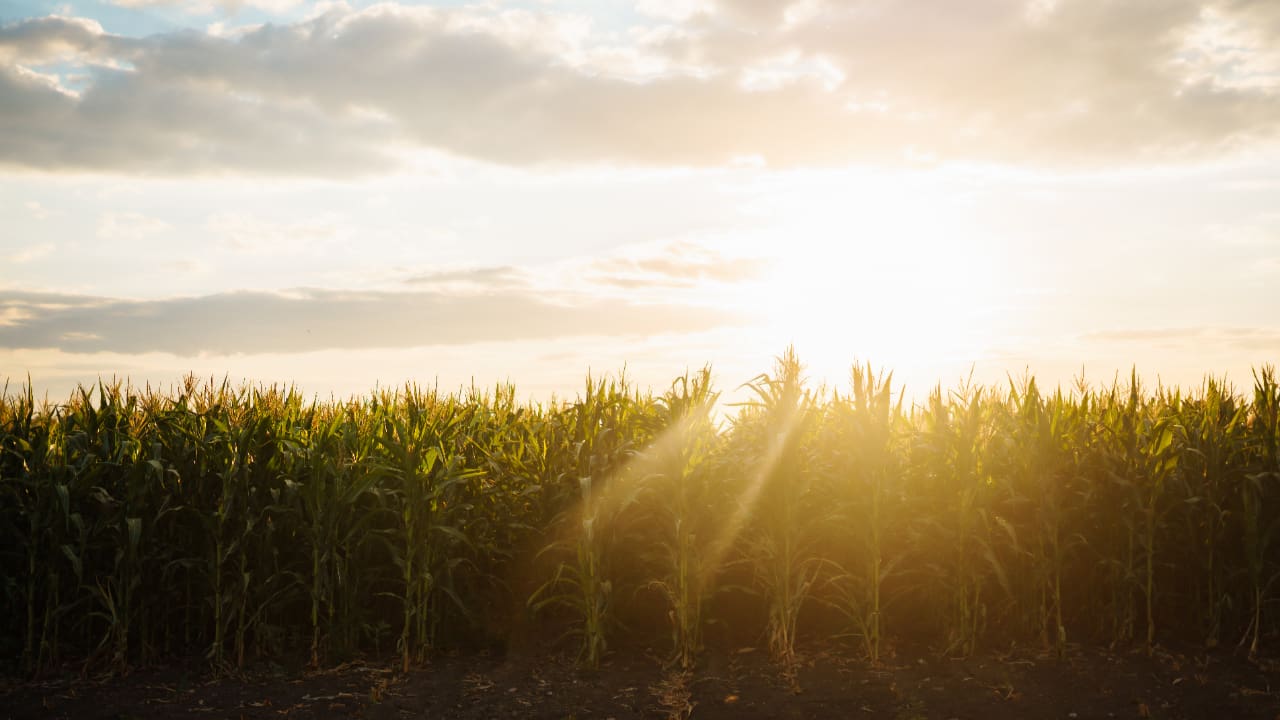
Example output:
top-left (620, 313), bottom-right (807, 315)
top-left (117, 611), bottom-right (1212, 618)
top-left (1, 0), bottom-right (1278, 403)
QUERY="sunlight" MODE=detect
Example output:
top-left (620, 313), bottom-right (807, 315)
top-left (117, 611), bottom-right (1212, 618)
top-left (723, 170), bottom-right (1010, 390)
top-left (703, 380), bottom-right (803, 575)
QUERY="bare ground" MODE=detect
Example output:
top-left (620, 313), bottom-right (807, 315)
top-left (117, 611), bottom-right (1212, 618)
top-left (3, 643), bottom-right (1279, 720)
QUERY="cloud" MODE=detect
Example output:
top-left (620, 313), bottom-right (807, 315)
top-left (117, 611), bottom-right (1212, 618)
top-left (403, 266), bottom-right (528, 290)
top-left (0, 287), bottom-right (741, 355)
top-left (6, 242), bottom-right (56, 264)
top-left (97, 211), bottom-right (172, 240)
top-left (398, 241), bottom-right (763, 295)
top-left (106, 0), bottom-right (304, 15)
top-left (203, 211), bottom-right (341, 253)
top-left (1082, 326), bottom-right (1280, 352)
top-left (0, 16), bottom-right (396, 174)
top-left (0, 15), bottom-right (118, 65)
top-left (635, 0), bottom-right (714, 22)
top-left (1, 2), bottom-right (1279, 175)
top-left (586, 241), bottom-right (765, 288)
top-left (24, 200), bottom-right (49, 219)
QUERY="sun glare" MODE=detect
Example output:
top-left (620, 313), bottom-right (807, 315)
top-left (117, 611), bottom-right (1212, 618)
top-left (725, 172), bottom-right (1009, 390)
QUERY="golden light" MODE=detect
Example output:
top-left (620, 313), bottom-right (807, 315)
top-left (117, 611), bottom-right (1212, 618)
top-left (713, 169), bottom-right (1012, 392)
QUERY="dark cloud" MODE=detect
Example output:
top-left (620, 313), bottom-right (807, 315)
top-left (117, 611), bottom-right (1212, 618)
top-left (1, 2), bottom-right (1278, 174)
top-left (0, 288), bottom-right (741, 355)
top-left (0, 63), bottom-right (397, 175)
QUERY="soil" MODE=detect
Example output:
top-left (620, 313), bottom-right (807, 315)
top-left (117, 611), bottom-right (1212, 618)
top-left (3, 643), bottom-right (1279, 720)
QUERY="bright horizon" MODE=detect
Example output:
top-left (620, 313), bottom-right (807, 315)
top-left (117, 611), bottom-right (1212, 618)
top-left (2, 0), bottom-right (1278, 403)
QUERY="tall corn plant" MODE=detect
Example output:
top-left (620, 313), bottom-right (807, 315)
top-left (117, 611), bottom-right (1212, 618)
top-left (822, 363), bottom-right (902, 665)
top-left (732, 348), bottom-right (823, 673)
top-left (1241, 366), bottom-right (1280, 659)
top-left (99, 386), bottom-right (186, 672)
top-left (0, 384), bottom-right (72, 676)
top-left (139, 380), bottom-right (211, 662)
top-left (286, 404), bottom-right (385, 667)
top-left (1176, 378), bottom-right (1246, 649)
top-left (530, 374), bottom-right (649, 669)
top-left (909, 381), bottom-right (1009, 657)
top-left (160, 379), bottom-right (238, 666)
top-left (641, 368), bottom-right (720, 670)
top-left (5, 381), bottom-right (188, 675)
top-left (200, 383), bottom-right (241, 670)
top-left (464, 385), bottom-right (556, 647)
top-left (202, 386), bottom-right (294, 671)
top-left (56, 382), bottom-right (146, 674)
top-left (1107, 375), bottom-right (1181, 653)
top-left (447, 386), bottom-right (537, 635)
top-left (991, 379), bottom-right (1086, 658)
top-left (375, 388), bottom-right (484, 673)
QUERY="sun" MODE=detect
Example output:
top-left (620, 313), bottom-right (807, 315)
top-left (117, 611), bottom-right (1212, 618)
top-left (717, 169), bottom-right (1011, 391)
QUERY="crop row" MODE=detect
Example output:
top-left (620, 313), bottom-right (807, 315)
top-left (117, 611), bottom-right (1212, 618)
top-left (2, 353), bottom-right (1277, 677)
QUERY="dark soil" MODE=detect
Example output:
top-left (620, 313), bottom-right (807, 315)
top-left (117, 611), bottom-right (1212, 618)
top-left (3, 644), bottom-right (1278, 720)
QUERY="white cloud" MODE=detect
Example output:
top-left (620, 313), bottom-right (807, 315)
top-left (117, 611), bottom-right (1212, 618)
top-left (1, 2), bottom-right (1279, 175)
top-left (203, 211), bottom-right (343, 254)
top-left (738, 51), bottom-right (843, 92)
top-left (1204, 219), bottom-right (1280, 247)
top-left (635, 0), bottom-right (713, 22)
top-left (24, 200), bottom-right (50, 219)
top-left (205, 20), bottom-right (266, 38)
top-left (97, 211), bottom-right (172, 241)
top-left (7, 242), bottom-right (56, 264)
top-left (105, 0), bottom-right (304, 16)
top-left (1177, 6), bottom-right (1280, 92)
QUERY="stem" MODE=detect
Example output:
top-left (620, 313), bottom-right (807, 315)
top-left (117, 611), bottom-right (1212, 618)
top-left (24, 540), bottom-right (36, 675)
top-left (311, 530), bottom-right (321, 668)
top-left (213, 535), bottom-right (223, 669)
top-left (870, 475), bottom-right (882, 665)
top-left (1250, 587), bottom-right (1261, 660)
top-left (401, 507), bottom-right (414, 674)
top-left (1145, 505), bottom-right (1155, 654)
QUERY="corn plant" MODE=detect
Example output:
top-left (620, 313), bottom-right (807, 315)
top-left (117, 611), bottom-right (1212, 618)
top-left (908, 380), bottom-right (1009, 657)
top-left (375, 388), bottom-right (482, 672)
top-left (57, 383), bottom-right (141, 673)
top-left (640, 368), bottom-right (721, 670)
top-left (283, 404), bottom-right (383, 667)
top-left (731, 348), bottom-right (824, 673)
top-left (989, 378), bottom-right (1088, 658)
top-left (0, 384), bottom-right (69, 676)
top-left (1090, 374), bottom-right (1182, 653)
top-left (530, 374), bottom-right (650, 669)
top-left (1175, 377), bottom-right (1246, 648)
top-left (201, 387), bottom-right (295, 671)
top-left (1241, 366), bottom-right (1280, 659)
top-left (821, 363), bottom-right (902, 664)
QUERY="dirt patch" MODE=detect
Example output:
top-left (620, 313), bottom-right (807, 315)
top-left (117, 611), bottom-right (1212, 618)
top-left (3, 645), bottom-right (1278, 719)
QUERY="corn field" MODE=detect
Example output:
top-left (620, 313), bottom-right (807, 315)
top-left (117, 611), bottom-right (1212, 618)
top-left (2, 357), bottom-right (1279, 678)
